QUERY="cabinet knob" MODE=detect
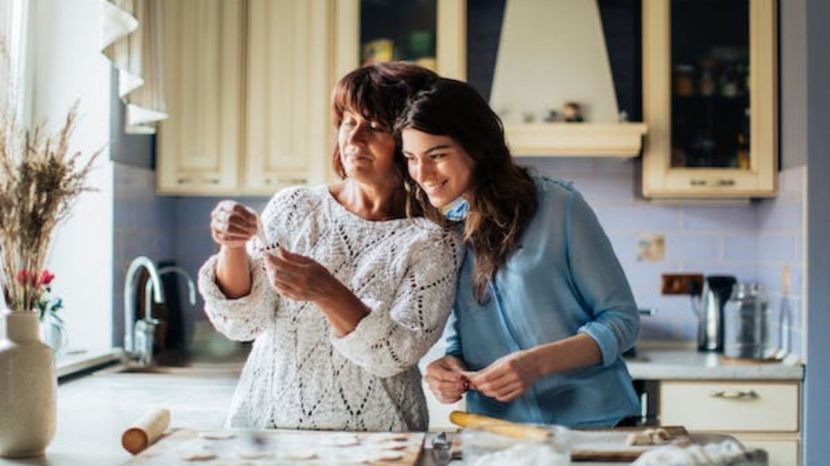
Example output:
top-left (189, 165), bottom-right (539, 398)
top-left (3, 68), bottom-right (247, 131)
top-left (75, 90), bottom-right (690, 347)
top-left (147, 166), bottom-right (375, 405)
top-left (709, 389), bottom-right (758, 400)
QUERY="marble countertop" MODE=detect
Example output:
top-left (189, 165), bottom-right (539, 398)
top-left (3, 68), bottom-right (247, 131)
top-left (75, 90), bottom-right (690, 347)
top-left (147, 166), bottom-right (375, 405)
top-left (625, 346), bottom-right (804, 381)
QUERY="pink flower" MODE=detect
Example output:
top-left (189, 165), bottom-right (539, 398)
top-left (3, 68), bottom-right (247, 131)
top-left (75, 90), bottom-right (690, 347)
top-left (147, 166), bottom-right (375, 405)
top-left (16, 269), bottom-right (30, 285)
top-left (38, 270), bottom-right (55, 286)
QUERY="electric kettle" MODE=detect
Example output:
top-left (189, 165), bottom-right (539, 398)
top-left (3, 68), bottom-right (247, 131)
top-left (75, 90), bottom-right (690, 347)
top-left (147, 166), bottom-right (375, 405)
top-left (691, 275), bottom-right (737, 352)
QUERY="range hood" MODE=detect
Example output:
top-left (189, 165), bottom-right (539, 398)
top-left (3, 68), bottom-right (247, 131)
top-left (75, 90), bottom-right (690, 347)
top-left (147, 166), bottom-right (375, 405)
top-left (489, 0), bottom-right (646, 157)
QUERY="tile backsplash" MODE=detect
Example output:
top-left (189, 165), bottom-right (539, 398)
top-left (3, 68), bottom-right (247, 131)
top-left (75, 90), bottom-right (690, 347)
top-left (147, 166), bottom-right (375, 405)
top-left (114, 159), bottom-right (806, 357)
top-left (523, 158), bottom-right (806, 357)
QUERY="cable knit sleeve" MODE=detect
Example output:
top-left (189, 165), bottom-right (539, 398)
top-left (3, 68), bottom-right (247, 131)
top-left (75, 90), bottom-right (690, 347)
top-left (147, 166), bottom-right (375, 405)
top-left (198, 248), bottom-right (276, 341)
top-left (197, 187), bottom-right (308, 341)
top-left (330, 228), bottom-right (462, 378)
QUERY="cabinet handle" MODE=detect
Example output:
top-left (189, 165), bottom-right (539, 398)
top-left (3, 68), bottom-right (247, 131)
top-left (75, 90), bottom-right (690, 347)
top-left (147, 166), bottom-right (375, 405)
top-left (264, 177), bottom-right (309, 185)
top-left (177, 177), bottom-right (220, 185)
top-left (709, 389), bottom-right (758, 399)
top-left (690, 178), bottom-right (736, 187)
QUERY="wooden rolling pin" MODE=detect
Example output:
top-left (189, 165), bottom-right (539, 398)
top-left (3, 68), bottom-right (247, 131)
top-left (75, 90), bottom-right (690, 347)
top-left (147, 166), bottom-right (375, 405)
top-left (449, 410), bottom-right (551, 441)
top-left (121, 408), bottom-right (171, 454)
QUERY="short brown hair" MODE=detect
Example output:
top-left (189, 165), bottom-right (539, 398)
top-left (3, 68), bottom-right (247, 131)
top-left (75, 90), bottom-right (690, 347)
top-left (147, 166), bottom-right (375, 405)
top-left (331, 62), bottom-right (438, 178)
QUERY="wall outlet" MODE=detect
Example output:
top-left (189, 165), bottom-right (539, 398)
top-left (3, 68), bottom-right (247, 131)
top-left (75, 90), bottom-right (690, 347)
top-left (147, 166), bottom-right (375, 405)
top-left (661, 273), bottom-right (704, 295)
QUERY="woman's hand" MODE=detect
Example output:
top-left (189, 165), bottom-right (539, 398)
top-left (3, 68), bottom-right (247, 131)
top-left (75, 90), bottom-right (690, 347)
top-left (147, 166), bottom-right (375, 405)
top-left (468, 351), bottom-right (542, 403)
top-left (210, 200), bottom-right (257, 249)
top-left (263, 248), bottom-right (339, 302)
top-left (425, 355), bottom-right (469, 404)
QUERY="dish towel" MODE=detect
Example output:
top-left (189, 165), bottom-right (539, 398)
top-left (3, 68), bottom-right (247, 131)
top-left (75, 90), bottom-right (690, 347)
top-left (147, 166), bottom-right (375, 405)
top-left (632, 439), bottom-right (765, 466)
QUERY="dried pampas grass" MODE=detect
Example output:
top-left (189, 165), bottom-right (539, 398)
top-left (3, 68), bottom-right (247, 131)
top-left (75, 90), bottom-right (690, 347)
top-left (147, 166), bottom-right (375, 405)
top-left (0, 92), bottom-right (100, 312)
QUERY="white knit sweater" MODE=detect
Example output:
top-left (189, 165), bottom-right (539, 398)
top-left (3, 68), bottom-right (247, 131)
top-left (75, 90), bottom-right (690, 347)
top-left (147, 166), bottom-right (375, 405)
top-left (198, 185), bottom-right (462, 432)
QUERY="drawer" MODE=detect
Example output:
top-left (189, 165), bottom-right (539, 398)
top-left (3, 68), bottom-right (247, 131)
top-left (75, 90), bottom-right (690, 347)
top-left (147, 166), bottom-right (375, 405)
top-left (660, 381), bottom-right (800, 432)
top-left (737, 436), bottom-right (800, 466)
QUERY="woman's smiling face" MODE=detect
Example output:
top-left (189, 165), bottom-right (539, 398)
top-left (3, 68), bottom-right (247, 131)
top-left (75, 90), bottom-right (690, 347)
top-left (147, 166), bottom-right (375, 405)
top-left (401, 128), bottom-right (475, 209)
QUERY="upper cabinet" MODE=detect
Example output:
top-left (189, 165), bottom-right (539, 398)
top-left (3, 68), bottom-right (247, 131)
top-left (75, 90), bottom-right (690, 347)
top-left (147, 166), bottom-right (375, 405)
top-left (642, 0), bottom-right (778, 198)
top-left (156, 0), bottom-right (778, 196)
top-left (157, 0), bottom-right (244, 195)
top-left (157, 0), bottom-right (335, 195)
top-left (333, 0), bottom-right (466, 81)
top-left (244, 0), bottom-right (335, 194)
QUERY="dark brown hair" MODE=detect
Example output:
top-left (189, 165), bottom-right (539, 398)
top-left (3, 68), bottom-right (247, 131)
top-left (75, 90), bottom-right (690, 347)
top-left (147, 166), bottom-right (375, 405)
top-left (395, 78), bottom-right (538, 303)
top-left (330, 62), bottom-right (438, 179)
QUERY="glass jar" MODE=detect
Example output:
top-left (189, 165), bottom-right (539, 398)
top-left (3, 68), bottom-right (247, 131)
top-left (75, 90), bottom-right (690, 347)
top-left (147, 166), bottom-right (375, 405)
top-left (673, 64), bottom-right (696, 96)
top-left (724, 283), bottom-right (769, 359)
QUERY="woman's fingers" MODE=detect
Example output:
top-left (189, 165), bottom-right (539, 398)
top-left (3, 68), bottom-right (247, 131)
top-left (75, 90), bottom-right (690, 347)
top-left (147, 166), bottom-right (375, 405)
top-left (427, 358), bottom-right (466, 383)
top-left (444, 356), bottom-right (468, 373)
top-left (277, 247), bottom-right (312, 264)
top-left (210, 201), bottom-right (257, 247)
top-left (472, 372), bottom-right (515, 396)
top-left (426, 374), bottom-right (467, 392)
top-left (494, 384), bottom-right (526, 402)
top-left (425, 375), bottom-right (466, 403)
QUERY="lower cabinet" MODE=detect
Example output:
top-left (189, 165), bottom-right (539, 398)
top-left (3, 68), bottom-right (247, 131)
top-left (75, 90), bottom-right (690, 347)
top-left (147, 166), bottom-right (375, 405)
top-left (737, 435), bottom-right (801, 466)
top-left (660, 380), bottom-right (801, 465)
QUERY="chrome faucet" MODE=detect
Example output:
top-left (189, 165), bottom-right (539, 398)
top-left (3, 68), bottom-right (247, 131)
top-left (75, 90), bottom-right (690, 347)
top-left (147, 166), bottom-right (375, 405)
top-left (124, 256), bottom-right (166, 364)
top-left (144, 266), bottom-right (197, 319)
top-left (135, 266), bottom-right (197, 366)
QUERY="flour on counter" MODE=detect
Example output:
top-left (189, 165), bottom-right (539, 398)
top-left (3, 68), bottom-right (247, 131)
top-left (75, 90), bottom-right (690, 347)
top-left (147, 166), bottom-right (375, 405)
top-left (470, 442), bottom-right (569, 466)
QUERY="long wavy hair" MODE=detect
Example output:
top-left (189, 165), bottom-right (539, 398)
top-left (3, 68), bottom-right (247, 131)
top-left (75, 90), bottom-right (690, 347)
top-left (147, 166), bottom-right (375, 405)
top-left (330, 62), bottom-right (438, 179)
top-left (395, 78), bottom-right (538, 303)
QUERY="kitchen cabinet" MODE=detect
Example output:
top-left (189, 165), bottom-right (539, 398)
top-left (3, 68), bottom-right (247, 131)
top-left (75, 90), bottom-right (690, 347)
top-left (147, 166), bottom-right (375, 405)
top-left (158, 0), bottom-right (335, 195)
top-left (332, 0), bottom-right (466, 82)
top-left (660, 380), bottom-right (801, 465)
top-left (243, 0), bottom-right (335, 194)
top-left (157, 0), bottom-right (244, 195)
top-left (642, 0), bottom-right (778, 198)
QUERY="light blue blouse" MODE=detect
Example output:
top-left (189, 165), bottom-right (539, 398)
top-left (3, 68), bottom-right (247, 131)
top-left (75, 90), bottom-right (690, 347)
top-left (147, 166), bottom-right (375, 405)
top-left (445, 177), bottom-right (640, 428)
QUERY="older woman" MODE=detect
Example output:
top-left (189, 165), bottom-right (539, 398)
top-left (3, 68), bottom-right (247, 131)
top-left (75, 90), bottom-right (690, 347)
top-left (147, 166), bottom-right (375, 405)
top-left (396, 78), bottom-right (640, 428)
top-left (198, 63), bottom-right (461, 431)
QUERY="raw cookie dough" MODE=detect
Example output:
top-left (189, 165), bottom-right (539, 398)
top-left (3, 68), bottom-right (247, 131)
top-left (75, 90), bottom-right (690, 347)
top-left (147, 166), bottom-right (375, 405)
top-left (179, 448), bottom-right (216, 461)
top-left (198, 431), bottom-right (236, 440)
top-left (626, 428), bottom-right (672, 446)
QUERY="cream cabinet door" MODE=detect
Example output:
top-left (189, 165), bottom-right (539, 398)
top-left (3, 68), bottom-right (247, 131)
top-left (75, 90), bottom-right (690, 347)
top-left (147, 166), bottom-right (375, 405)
top-left (243, 0), bottom-right (335, 195)
top-left (737, 436), bottom-right (800, 466)
top-left (641, 0), bottom-right (778, 198)
top-left (157, 0), bottom-right (244, 195)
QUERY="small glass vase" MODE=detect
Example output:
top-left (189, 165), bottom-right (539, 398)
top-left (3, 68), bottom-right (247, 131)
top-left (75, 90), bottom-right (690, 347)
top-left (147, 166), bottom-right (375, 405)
top-left (0, 311), bottom-right (57, 457)
top-left (40, 313), bottom-right (69, 358)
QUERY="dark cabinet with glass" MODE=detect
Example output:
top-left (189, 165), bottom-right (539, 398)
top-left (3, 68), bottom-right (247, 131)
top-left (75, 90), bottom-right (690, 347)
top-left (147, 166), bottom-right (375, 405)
top-left (642, 0), bottom-right (777, 198)
top-left (333, 0), bottom-right (465, 82)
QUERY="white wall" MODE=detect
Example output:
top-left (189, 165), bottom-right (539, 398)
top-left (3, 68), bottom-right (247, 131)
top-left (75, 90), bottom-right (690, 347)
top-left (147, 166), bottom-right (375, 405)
top-left (27, 0), bottom-right (114, 349)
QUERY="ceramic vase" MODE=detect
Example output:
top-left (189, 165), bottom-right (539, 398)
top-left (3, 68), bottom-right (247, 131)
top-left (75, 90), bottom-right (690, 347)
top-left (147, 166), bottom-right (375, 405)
top-left (0, 311), bottom-right (57, 457)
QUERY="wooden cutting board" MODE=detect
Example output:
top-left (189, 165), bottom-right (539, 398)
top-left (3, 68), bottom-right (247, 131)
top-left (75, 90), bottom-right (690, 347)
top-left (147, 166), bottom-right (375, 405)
top-left (120, 428), bottom-right (425, 465)
top-left (571, 426), bottom-right (692, 462)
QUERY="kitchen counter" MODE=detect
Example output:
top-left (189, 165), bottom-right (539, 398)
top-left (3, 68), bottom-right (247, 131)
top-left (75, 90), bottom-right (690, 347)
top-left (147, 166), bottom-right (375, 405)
top-left (0, 363), bottom-right (671, 466)
top-left (0, 363), bottom-right (240, 466)
top-left (625, 347), bottom-right (804, 381)
top-left (0, 346), bottom-right (788, 466)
